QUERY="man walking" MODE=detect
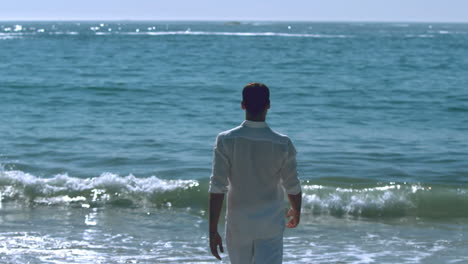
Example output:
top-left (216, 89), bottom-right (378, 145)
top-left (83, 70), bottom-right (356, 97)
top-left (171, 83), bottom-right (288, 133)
top-left (209, 82), bottom-right (302, 264)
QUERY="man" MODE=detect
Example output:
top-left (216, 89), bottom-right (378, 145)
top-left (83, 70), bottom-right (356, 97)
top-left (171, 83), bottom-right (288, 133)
top-left (208, 82), bottom-right (302, 264)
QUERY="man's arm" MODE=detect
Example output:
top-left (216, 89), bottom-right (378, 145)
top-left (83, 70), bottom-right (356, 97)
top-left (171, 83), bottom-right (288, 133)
top-left (209, 193), bottom-right (225, 260)
top-left (281, 138), bottom-right (302, 228)
top-left (208, 135), bottom-right (229, 260)
top-left (286, 192), bottom-right (302, 228)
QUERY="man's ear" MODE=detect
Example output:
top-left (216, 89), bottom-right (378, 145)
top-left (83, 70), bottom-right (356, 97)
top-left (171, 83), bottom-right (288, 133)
top-left (241, 101), bottom-right (246, 110)
top-left (266, 103), bottom-right (271, 110)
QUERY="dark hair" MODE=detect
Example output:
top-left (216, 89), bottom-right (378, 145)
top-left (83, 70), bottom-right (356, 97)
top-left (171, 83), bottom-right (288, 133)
top-left (242, 82), bottom-right (270, 115)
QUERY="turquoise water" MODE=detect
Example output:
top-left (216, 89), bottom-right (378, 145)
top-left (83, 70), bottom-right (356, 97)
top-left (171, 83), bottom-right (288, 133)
top-left (1, 21), bottom-right (468, 263)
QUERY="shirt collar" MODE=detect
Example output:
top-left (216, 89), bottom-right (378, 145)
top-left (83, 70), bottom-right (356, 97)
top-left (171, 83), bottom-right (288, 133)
top-left (241, 120), bottom-right (268, 128)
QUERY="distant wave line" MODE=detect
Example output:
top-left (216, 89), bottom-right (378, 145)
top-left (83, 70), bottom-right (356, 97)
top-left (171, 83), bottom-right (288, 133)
top-left (126, 31), bottom-right (352, 38)
top-left (0, 31), bottom-right (352, 38)
top-left (404, 34), bottom-right (435, 38)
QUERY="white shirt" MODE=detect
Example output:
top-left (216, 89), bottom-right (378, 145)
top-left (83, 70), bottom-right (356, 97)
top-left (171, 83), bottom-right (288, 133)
top-left (209, 120), bottom-right (301, 239)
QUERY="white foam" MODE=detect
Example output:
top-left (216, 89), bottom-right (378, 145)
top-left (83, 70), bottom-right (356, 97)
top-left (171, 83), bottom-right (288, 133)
top-left (0, 232), bottom-right (101, 263)
top-left (0, 32), bottom-right (22, 40)
top-left (0, 35), bottom-right (14, 40)
top-left (0, 169), bottom-right (199, 205)
top-left (0, 30), bottom-right (352, 38)
top-left (47, 31), bottom-right (79, 35)
top-left (121, 31), bottom-right (351, 38)
top-left (405, 34), bottom-right (434, 38)
top-left (302, 184), bottom-right (415, 216)
top-left (392, 24), bottom-right (409, 27)
top-left (35, 195), bottom-right (87, 205)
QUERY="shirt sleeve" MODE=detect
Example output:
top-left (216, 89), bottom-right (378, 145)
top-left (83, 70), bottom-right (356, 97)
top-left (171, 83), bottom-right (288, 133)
top-left (281, 138), bottom-right (301, 195)
top-left (208, 134), bottom-right (230, 193)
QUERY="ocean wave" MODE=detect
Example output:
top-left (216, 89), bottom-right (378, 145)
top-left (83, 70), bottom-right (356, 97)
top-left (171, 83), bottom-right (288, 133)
top-left (0, 33), bottom-right (20, 40)
top-left (1, 169), bottom-right (467, 218)
top-left (302, 183), bottom-right (468, 218)
top-left (0, 169), bottom-right (200, 208)
top-left (405, 34), bottom-right (434, 38)
top-left (124, 31), bottom-right (351, 38)
top-left (0, 31), bottom-right (351, 38)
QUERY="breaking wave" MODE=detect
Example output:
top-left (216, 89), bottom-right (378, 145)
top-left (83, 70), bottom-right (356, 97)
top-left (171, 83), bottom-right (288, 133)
top-left (1, 169), bottom-right (467, 218)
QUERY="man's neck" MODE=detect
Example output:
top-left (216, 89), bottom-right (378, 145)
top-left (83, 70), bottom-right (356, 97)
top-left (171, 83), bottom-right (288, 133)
top-left (245, 113), bottom-right (266, 122)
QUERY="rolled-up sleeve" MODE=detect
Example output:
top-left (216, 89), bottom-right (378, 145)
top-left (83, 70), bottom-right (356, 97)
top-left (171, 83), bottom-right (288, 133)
top-left (209, 134), bottom-right (230, 193)
top-left (281, 139), bottom-right (301, 195)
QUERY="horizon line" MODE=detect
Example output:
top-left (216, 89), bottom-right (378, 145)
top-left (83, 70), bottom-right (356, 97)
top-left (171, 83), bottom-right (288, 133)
top-left (1, 19), bottom-right (468, 24)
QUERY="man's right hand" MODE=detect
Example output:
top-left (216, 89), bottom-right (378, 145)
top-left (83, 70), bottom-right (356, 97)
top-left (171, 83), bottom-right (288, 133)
top-left (209, 231), bottom-right (224, 260)
top-left (209, 193), bottom-right (225, 260)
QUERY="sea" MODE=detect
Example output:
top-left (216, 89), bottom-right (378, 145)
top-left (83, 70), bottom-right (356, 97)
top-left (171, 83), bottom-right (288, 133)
top-left (1, 21), bottom-right (468, 263)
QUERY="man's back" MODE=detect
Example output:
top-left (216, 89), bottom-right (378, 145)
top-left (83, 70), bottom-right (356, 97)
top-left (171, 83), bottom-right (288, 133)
top-left (210, 120), bottom-right (301, 239)
top-left (208, 82), bottom-right (301, 264)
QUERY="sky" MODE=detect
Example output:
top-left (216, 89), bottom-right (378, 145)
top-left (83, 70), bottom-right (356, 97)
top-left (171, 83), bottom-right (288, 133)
top-left (1, 0), bottom-right (468, 22)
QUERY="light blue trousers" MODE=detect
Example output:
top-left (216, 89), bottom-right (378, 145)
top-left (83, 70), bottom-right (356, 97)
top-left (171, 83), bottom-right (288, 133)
top-left (226, 231), bottom-right (283, 264)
